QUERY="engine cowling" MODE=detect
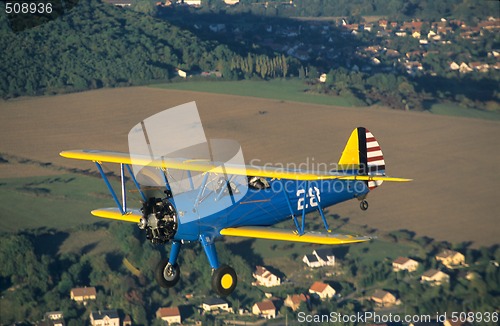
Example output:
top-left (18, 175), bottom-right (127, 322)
top-left (138, 197), bottom-right (177, 244)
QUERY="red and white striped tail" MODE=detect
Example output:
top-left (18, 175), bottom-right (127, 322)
top-left (338, 127), bottom-right (387, 190)
top-left (365, 129), bottom-right (386, 190)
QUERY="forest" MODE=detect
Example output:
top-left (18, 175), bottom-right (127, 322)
top-left (1, 0), bottom-right (499, 112)
top-left (0, 0), bottom-right (296, 98)
top-left (0, 219), bottom-right (499, 325)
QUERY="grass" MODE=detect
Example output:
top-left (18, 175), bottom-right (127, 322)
top-left (0, 174), bottom-right (141, 232)
top-left (151, 79), bottom-right (365, 107)
top-left (57, 228), bottom-right (120, 256)
top-left (347, 239), bottom-right (417, 265)
top-left (430, 102), bottom-right (500, 120)
top-left (153, 79), bottom-right (500, 121)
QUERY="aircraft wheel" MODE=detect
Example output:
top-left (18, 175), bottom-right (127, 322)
top-left (211, 265), bottom-right (237, 296)
top-left (360, 200), bottom-right (369, 211)
top-left (155, 258), bottom-right (180, 288)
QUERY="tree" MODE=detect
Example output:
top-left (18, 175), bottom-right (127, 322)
top-left (131, 0), bottom-right (157, 16)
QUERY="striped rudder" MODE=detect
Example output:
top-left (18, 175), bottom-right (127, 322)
top-left (338, 127), bottom-right (386, 190)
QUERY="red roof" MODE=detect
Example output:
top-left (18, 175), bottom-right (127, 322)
top-left (310, 281), bottom-right (329, 293)
top-left (393, 257), bottom-right (411, 265)
top-left (422, 269), bottom-right (441, 278)
top-left (288, 293), bottom-right (308, 305)
top-left (255, 300), bottom-right (275, 312)
top-left (71, 287), bottom-right (96, 297)
top-left (157, 307), bottom-right (180, 318)
top-left (254, 265), bottom-right (270, 277)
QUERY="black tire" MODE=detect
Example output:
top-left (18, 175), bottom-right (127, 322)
top-left (360, 200), bottom-right (369, 211)
top-left (155, 258), bottom-right (180, 288)
top-left (211, 265), bottom-right (237, 297)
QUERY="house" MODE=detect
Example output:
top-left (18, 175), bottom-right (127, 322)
top-left (436, 249), bottom-right (465, 268)
top-left (253, 266), bottom-right (281, 287)
top-left (123, 315), bottom-right (132, 326)
top-left (284, 293), bottom-right (309, 311)
top-left (450, 61), bottom-right (460, 70)
top-left (319, 73), bottom-right (327, 83)
top-left (224, 0), bottom-right (240, 5)
top-left (378, 19), bottom-right (388, 29)
top-left (309, 281), bottom-right (336, 300)
top-left (469, 62), bottom-right (489, 72)
top-left (70, 287), bottom-right (96, 304)
top-left (39, 311), bottom-right (65, 326)
top-left (303, 254), bottom-right (321, 268)
top-left (184, 0), bottom-right (201, 6)
top-left (177, 69), bottom-right (187, 78)
top-left (371, 290), bottom-right (397, 307)
top-left (156, 307), bottom-right (181, 324)
top-left (89, 310), bottom-right (119, 326)
top-left (459, 62), bottom-right (473, 74)
top-left (252, 300), bottom-right (276, 319)
top-left (421, 269), bottom-right (450, 286)
top-left (404, 61), bottom-right (424, 76)
top-left (102, 0), bottom-right (133, 7)
top-left (202, 297), bottom-right (232, 313)
top-left (303, 248), bottom-right (336, 268)
top-left (392, 257), bottom-right (419, 272)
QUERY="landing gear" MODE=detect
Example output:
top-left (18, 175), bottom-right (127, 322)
top-left (211, 265), bottom-right (237, 297)
top-left (360, 200), bottom-right (369, 211)
top-left (155, 258), bottom-right (180, 288)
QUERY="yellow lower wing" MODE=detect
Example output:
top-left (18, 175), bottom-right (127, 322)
top-left (220, 226), bottom-right (371, 245)
top-left (91, 207), bottom-right (142, 223)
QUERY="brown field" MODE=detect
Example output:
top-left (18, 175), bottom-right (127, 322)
top-left (1, 87), bottom-right (499, 247)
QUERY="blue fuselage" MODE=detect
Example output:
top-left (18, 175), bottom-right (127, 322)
top-left (172, 179), bottom-right (370, 241)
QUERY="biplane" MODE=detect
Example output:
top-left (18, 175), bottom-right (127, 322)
top-left (60, 102), bottom-right (410, 296)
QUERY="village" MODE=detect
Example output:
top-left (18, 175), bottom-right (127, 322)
top-left (37, 246), bottom-right (476, 326)
top-left (101, 0), bottom-right (500, 80)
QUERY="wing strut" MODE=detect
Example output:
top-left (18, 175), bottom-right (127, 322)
top-left (95, 162), bottom-right (152, 215)
top-left (282, 182), bottom-right (303, 235)
top-left (311, 186), bottom-right (330, 232)
top-left (95, 162), bottom-right (125, 215)
top-left (281, 181), bottom-right (331, 236)
top-left (300, 181), bottom-right (308, 234)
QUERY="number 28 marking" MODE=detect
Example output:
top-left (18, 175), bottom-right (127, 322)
top-left (297, 187), bottom-right (320, 210)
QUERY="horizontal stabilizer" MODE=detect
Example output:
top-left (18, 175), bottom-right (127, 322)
top-left (220, 226), bottom-right (371, 245)
top-left (91, 207), bottom-right (142, 223)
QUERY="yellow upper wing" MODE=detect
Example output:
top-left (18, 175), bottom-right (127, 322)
top-left (60, 149), bottom-right (411, 182)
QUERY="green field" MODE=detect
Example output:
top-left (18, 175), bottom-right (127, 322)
top-left (430, 102), bottom-right (500, 120)
top-left (153, 79), bottom-right (500, 121)
top-left (0, 174), bottom-right (141, 232)
top-left (151, 79), bottom-right (366, 107)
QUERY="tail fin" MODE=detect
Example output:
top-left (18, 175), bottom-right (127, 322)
top-left (338, 127), bottom-right (386, 190)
